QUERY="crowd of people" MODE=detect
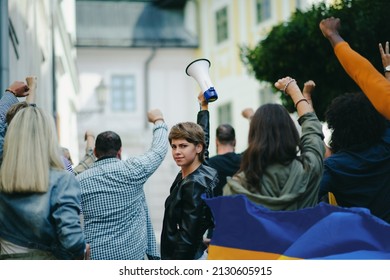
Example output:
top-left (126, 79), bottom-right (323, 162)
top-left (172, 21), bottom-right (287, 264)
top-left (0, 16), bottom-right (389, 260)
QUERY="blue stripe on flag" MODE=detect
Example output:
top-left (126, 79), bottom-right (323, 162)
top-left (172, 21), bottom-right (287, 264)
top-left (203, 195), bottom-right (390, 259)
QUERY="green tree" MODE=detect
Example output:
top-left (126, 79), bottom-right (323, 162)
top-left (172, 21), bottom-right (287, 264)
top-left (241, 0), bottom-right (390, 121)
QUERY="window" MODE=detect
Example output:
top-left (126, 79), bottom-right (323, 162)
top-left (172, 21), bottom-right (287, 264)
top-left (218, 102), bottom-right (232, 125)
top-left (256, 0), bottom-right (271, 24)
top-left (111, 75), bottom-right (136, 112)
top-left (216, 6), bottom-right (228, 44)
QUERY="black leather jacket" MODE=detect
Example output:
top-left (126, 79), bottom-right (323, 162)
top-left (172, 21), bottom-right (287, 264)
top-left (160, 110), bottom-right (218, 260)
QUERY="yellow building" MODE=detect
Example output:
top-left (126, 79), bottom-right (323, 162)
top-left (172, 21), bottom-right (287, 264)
top-left (190, 0), bottom-right (324, 154)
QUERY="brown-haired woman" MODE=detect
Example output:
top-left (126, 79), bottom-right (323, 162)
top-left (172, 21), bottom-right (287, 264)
top-left (160, 93), bottom-right (218, 260)
top-left (224, 77), bottom-right (325, 211)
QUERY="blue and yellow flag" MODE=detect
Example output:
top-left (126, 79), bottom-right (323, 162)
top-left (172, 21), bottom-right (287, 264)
top-left (204, 195), bottom-right (390, 260)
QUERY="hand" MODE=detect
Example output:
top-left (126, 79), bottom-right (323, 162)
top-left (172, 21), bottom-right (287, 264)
top-left (7, 81), bottom-right (29, 97)
top-left (319, 17), bottom-right (341, 39)
top-left (241, 108), bottom-right (254, 120)
top-left (25, 76), bottom-right (37, 90)
top-left (274, 76), bottom-right (298, 96)
top-left (25, 76), bottom-right (37, 103)
top-left (303, 80), bottom-right (315, 106)
top-left (303, 80), bottom-right (316, 96)
top-left (148, 109), bottom-right (164, 123)
top-left (84, 130), bottom-right (95, 141)
top-left (379, 42), bottom-right (390, 69)
top-left (198, 91), bottom-right (208, 111)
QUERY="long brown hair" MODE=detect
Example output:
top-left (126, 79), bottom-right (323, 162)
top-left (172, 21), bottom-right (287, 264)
top-left (239, 104), bottom-right (300, 192)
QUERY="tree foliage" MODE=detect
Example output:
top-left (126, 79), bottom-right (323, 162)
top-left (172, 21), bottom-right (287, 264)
top-left (241, 0), bottom-right (390, 121)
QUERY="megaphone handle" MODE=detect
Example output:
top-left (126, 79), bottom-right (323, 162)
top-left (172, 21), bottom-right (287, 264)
top-left (204, 87), bottom-right (218, 103)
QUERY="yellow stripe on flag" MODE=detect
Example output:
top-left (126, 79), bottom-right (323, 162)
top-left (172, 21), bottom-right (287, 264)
top-left (207, 245), bottom-right (301, 260)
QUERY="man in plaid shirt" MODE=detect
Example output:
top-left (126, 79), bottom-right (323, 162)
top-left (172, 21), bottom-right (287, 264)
top-left (77, 109), bottom-right (168, 260)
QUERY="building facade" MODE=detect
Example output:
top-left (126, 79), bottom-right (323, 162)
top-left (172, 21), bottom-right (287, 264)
top-left (2, 0), bottom-right (80, 157)
top-left (192, 0), bottom-right (318, 155)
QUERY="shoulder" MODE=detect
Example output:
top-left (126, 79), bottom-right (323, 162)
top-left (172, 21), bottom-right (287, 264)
top-left (208, 153), bottom-right (241, 168)
top-left (224, 172), bottom-right (248, 194)
top-left (181, 165), bottom-right (218, 185)
top-left (210, 152), bottom-right (241, 159)
top-left (188, 164), bottom-right (218, 193)
top-left (199, 164), bottom-right (218, 178)
top-left (76, 165), bottom-right (98, 182)
top-left (50, 168), bottom-right (76, 182)
top-left (49, 168), bottom-right (80, 194)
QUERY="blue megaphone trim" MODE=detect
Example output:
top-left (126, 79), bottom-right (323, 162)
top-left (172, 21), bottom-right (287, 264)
top-left (204, 87), bottom-right (218, 102)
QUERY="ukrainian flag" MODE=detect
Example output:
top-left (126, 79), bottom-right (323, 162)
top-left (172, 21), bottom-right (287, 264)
top-left (204, 195), bottom-right (390, 260)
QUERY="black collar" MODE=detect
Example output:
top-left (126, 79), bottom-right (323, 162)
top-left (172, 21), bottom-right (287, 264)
top-left (96, 155), bottom-right (117, 162)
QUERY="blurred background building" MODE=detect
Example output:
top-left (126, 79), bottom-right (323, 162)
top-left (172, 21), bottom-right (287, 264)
top-left (1, 0), bottom-right (80, 156)
top-left (1, 0), bottom-right (329, 245)
top-left (75, 0), bottom-right (324, 243)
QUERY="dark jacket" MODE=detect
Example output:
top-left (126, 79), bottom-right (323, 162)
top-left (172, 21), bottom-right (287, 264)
top-left (319, 122), bottom-right (390, 223)
top-left (160, 110), bottom-right (218, 259)
top-left (208, 152), bottom-right (241, 196)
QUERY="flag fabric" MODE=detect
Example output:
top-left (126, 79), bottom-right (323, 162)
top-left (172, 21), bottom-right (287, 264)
top-left (204, 194), bottom-right (390, 260)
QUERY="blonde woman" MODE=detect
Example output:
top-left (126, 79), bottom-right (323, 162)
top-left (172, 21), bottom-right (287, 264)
top-left (0, 106), bottom-right (87, 259)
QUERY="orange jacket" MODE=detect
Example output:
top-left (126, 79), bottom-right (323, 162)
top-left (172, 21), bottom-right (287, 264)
top-left (334, 42), bottom-right (390, 120)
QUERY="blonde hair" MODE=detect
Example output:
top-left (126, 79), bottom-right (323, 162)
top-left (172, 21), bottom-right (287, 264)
top-left (0, 106), bottom-right (64, 193)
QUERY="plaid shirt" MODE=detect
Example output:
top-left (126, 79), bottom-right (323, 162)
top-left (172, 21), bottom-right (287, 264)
top-left (77, 123), bottom-right (168, 260)
top-left (0, 93), bottom-right (19, 163)
top-left (73, 148), bottom-right (96, 175)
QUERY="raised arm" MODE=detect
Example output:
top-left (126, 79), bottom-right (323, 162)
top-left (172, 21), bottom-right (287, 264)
top-left (73, 130), bottom-right (97, 175)
top-left (197, 92), bottom-right (210, 160)
top-left (274, 77), bottom-right (314, 117)
top-left (320, 17), bottom-right (390, 119)
top-left (302, 80), bottom-right (316, 107)
top-left (0, 81), bottom-right (29, 163)
top-left (133, 109), bottom-right (168, 175)
top-left (25, 76), bottom-right (37, 103)
top-left (84, 130), bottom-right (95, 153)
top-left (1, 81), bottom-right (29, 123)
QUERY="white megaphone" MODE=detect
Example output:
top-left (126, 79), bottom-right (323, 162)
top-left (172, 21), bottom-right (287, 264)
top-left (185, 58), bottom-right (218, 102)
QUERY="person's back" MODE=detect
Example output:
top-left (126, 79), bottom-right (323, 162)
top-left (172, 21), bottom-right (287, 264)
top-left (319, 92), bottom-right (390, 222)
top-left (78, 158), bottom-right (154, 259)
top-left (208, 124), bottom-right (241, 196)
top-left (320, 17), bottom-right (390, 222)
top-left (0, 169), bottom-right (84, 259)
top-left (224, 77), bottom-right (325, 211)
top-left (77, 111), bottom-right (168, 260)
top-left (0, 106), bottom-right (85, 259)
